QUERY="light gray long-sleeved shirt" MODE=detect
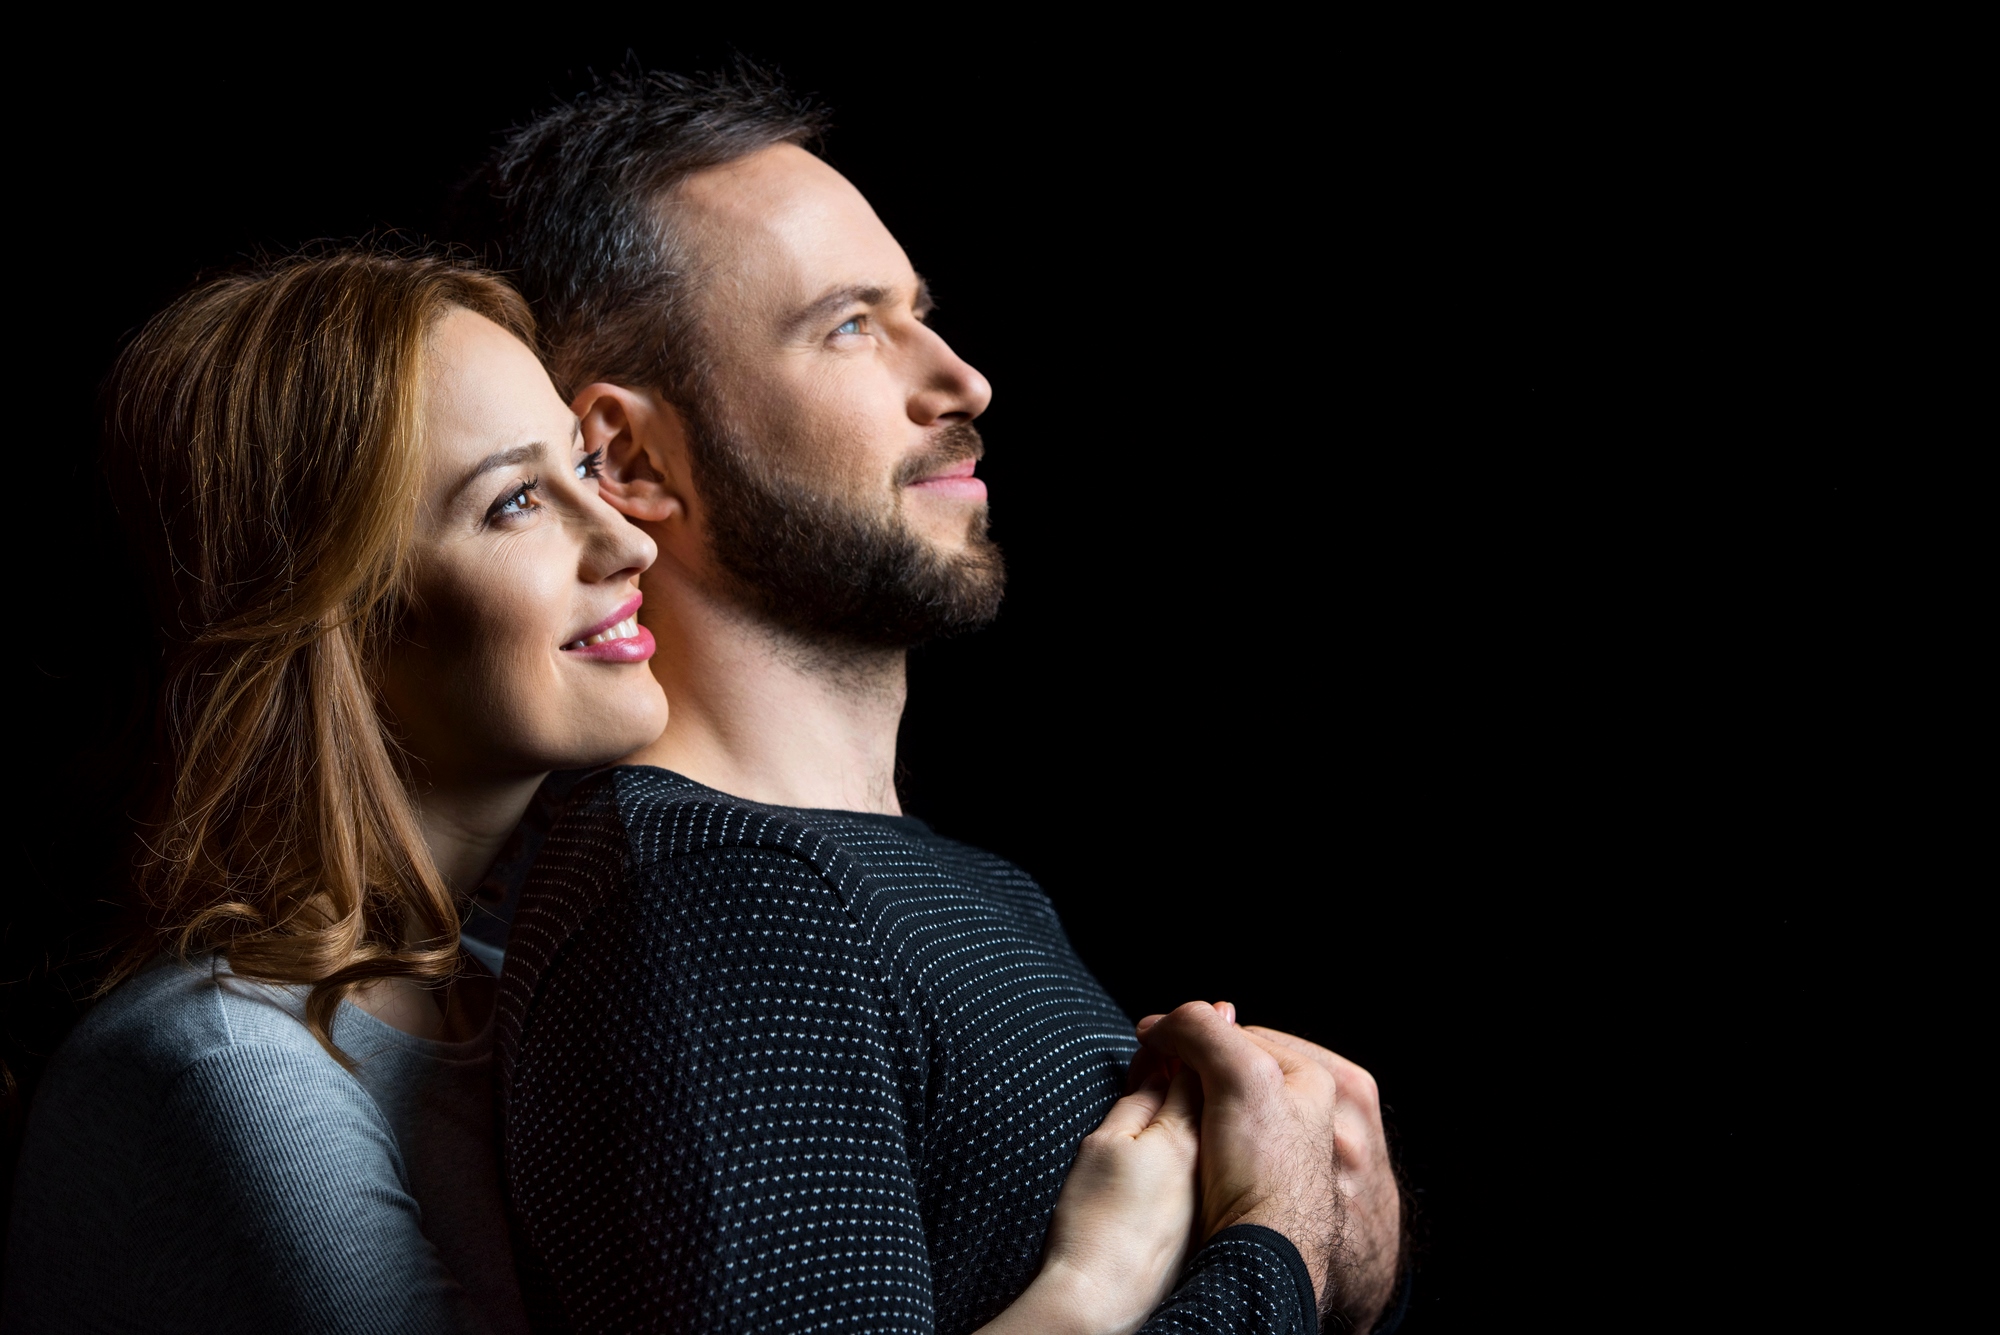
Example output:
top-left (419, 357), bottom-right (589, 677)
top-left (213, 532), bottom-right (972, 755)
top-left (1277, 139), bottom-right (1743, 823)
top-left (2, 955), bottom-right (527, 1335)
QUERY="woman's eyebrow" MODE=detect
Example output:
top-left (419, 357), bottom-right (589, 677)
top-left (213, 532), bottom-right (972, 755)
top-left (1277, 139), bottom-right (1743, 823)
top-left (454, 442), bottom-right (548, 501)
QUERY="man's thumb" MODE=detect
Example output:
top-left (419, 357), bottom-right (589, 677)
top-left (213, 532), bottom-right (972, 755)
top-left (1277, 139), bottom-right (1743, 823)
top-left (1150, 1062), bottom-right (1202, 1136)
top-left (1138, 1001), bottom-right (1260, 1096)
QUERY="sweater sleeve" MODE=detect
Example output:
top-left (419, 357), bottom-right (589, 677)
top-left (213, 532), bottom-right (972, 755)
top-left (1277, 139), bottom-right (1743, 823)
top-left (145, 1045), bottom-right (484, 1335)
top-left (1140, 1224), bottom-right (1319, 1335)
top-left (502, 847), bottom-right (935, 1333)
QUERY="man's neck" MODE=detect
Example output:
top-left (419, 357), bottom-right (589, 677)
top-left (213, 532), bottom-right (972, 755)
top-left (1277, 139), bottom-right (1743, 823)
top-left (625, 580), bottom-right (906, 815)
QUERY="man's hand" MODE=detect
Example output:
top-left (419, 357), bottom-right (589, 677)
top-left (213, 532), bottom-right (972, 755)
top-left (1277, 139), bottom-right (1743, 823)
top-left (1241, 1023), bottom-right (1401, 1329)
top-left (1136, 1002), bottom-right (1402, 1332)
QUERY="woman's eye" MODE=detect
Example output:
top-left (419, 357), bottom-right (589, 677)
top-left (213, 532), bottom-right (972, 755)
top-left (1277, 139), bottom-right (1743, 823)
top-left (576, 448), bottom-right (605, 481)
top-left (490, 478), bottom-right (542, 521)
top-left (834, 317), bottom-right (864, 336)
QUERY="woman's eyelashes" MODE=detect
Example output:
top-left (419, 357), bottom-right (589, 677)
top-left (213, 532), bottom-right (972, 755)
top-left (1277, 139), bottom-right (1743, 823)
top-left (487, 477), bottom-right (543, 525)
top-left (485, 449), bottom-right (602, 527)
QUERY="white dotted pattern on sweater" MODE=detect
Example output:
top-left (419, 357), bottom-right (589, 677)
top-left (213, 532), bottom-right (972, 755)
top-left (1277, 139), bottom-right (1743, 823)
top-left (498, 768), bottom-right (1308, 1334)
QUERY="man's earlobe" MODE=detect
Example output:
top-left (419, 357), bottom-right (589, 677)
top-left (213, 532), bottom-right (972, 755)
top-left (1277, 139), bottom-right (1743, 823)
top-left (574, 382), bottom-right (686, 525)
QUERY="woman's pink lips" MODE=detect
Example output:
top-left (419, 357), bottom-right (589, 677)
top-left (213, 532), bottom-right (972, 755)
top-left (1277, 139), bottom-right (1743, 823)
top-left (565, 623), bottom-right (656, 663)
top-left (565, 593), bottom-right (644, 646)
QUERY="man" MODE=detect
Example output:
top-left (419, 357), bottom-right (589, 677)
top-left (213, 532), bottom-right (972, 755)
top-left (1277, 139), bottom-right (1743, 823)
top-left (463, 69), bottom-right (1404, 1333)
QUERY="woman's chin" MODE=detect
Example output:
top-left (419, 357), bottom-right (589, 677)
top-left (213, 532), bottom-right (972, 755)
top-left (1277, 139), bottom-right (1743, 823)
top-left (572, 696), bottom-right (668, 770)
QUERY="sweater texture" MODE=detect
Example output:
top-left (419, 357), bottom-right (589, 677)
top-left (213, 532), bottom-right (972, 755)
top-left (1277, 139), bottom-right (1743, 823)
top-left (3, 955), bottom-right (527, 1335)
top-left (497, 766), bottom-right (1319, 1334)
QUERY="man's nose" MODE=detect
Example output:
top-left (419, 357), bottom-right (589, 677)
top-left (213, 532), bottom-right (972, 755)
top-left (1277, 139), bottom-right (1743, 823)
top-left (907, 327), bottom-right (993, 426)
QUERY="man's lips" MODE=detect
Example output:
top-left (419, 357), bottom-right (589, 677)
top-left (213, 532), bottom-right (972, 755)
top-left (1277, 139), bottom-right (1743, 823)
top-left (562, 594), bottom-right (654, 663)
top-left (906, 458), bottom-right (987, 502)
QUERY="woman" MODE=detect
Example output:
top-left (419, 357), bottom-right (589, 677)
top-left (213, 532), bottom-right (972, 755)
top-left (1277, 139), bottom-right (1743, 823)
top-left (1, 251), bottom-right (1198, 1334)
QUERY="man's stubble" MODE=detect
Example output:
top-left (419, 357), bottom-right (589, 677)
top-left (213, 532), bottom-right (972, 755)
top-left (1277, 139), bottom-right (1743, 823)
top-left (685, 404), bottom-right (1007, 656)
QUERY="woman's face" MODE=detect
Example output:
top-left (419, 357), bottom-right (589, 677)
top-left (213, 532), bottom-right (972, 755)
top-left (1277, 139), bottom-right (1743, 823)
top-left (382, 308), bottom-right (668, 788)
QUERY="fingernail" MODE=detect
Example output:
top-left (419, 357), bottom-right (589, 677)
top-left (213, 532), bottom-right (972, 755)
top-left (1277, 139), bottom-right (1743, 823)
top-left (1217, 1002), bottom-right (1237, 1024)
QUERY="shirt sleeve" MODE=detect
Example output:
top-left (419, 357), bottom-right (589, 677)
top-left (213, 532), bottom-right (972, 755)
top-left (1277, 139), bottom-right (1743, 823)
top-left (1140, 1224), bottom-right (1319, 1335)
top-left (152, 1044), bottom-right (488, 1335)
top-left (502, 847), bottom-right (936, 1333)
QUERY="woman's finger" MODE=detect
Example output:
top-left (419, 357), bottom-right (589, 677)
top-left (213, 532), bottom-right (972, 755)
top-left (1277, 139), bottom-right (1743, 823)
top-left (1095, 1069), bottom-right (1171, 1138)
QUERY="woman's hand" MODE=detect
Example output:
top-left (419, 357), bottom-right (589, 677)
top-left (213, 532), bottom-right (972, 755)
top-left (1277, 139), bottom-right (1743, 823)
top-left (976, 1062), bottom-right (1202, 1335)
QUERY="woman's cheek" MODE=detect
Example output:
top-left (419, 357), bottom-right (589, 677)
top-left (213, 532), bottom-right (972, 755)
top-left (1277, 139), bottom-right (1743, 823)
top-left (407, 564), bottom-right (511, 739)
top-left (480, 564), bottom-right (577, 758)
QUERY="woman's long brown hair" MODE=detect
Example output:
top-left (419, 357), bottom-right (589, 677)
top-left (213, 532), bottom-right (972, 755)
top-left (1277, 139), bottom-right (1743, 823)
top-left (102, 250), bottom-right (535, 1058)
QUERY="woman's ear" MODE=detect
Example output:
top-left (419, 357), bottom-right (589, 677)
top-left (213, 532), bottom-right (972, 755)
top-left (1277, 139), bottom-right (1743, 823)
top-left (574, 382), bottom-right (688, 525)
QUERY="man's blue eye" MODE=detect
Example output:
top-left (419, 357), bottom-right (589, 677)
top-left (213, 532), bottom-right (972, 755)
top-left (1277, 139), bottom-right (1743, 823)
top-left (835, 318), bottom-right (862, 336)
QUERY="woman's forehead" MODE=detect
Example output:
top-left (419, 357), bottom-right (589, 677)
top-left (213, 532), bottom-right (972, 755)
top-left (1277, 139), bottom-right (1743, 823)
top-left (423, 309), bottom-right (571, 465)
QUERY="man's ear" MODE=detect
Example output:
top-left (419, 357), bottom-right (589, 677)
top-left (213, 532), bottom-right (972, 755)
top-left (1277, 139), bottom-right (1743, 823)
top-left (573, 382), bottom-right (688, 525)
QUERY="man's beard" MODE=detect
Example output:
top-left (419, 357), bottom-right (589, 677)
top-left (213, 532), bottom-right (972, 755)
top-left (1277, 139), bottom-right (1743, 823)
top-left (687, 412), bottom-right (1006, 653)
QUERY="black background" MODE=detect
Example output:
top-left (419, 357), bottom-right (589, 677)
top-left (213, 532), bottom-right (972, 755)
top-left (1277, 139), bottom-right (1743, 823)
top-left (1, 20), bottom-right (1939, 1329)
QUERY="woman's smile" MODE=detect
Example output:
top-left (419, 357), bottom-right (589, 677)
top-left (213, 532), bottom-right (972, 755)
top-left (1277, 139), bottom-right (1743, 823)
top-left (561, 593), bottom-right (654, 662)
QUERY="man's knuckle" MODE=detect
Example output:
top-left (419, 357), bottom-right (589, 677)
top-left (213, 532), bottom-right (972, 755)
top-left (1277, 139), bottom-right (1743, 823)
top-left (1244, 1055), bottom-right (1287, 1096)
top-left (1334, 1126), bottom-right (1375, 1168)
top-left (1298, 1063), bottom-right (1337, 1102)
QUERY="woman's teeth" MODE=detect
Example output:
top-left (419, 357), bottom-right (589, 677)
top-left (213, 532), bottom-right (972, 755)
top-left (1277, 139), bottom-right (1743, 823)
top-left (566, 617), bottom-right (639, 651)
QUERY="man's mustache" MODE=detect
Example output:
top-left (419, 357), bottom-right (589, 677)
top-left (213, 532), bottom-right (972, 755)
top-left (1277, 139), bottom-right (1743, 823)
top-left (894, 423), bottom-right (985, 488)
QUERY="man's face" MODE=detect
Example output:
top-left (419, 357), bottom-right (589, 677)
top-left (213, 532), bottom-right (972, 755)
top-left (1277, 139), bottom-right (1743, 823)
top-left (671, 144), bottom-right (1003, 648)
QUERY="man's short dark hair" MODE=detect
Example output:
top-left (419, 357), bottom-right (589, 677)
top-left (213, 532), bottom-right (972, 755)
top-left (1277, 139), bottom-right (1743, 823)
top-left (464, 66), bottom-right (829, 402)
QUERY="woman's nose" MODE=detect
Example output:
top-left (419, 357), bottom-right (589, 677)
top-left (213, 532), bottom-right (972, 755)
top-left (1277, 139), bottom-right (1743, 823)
top-left (580, 492), bottom-right (658, 583)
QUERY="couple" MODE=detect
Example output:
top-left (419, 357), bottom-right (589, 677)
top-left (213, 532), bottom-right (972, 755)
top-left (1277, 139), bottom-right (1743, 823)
top-left (3, 71), bottom-right (1404, 1334)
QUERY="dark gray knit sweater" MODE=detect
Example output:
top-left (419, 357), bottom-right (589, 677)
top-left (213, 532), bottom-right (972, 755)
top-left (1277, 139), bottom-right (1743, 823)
top-left (497, 767), bottom-right (1319, 1334)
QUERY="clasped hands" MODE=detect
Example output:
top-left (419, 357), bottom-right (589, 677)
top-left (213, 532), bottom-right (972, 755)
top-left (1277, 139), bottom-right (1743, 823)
top-left (1000, 1002), bottom-right (1402, 1335)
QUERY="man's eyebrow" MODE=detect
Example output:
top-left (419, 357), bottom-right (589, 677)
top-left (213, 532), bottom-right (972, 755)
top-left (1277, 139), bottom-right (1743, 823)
top-left (785, 278), bottom-right (933, 336)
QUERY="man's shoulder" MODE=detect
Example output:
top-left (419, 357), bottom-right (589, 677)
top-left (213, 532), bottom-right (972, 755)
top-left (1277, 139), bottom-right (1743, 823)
top-left (782, 807), bottom-right (1045, 896)
top-left (587, 768), bottom-right (1043, 895)
top-left (557, 765), bottom-right (866, 886)
top-left (501, 770), bottom-right (908, 1077)
top-left (530, 766), bottom-right (1058, 949)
